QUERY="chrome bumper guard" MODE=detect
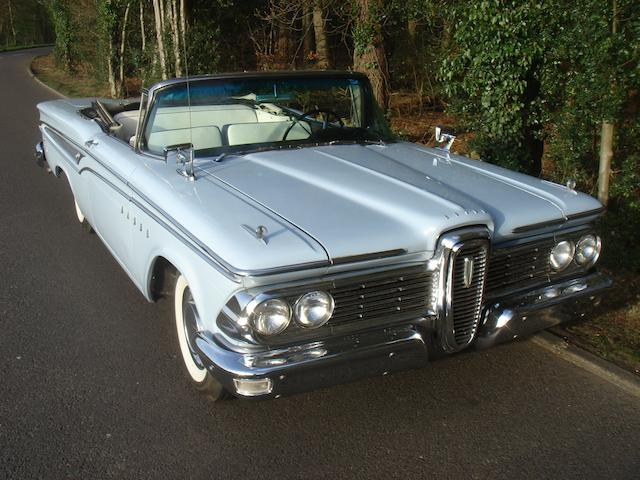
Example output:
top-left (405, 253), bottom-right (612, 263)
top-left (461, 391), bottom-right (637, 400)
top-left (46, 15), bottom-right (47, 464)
top-left (475, 271), bottom-right (612, 349)
top-left (35, 141), bottom-right (49, 171)
top-left (196, 271), bottom-right (610, 398)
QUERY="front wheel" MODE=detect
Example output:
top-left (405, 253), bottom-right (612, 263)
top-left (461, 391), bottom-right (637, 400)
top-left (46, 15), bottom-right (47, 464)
top-left (174, 274), bottom-right (228, 401)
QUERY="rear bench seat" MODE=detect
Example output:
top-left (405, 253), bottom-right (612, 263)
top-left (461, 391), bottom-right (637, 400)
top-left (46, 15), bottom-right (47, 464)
top-left (145, 104), bottom-right (311, 153)
top-left (146, 105), bottom-right (257, 153)
top-left (225, 121), bottom-right (311, 146)
top-left (147, 126), bottom-right (223, 153)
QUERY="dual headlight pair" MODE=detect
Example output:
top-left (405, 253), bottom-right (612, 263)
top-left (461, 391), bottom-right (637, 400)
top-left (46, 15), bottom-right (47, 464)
top-left (550, 234), bottom-right (601, 271)
top-left (249, 291), bottom-right (335, 336)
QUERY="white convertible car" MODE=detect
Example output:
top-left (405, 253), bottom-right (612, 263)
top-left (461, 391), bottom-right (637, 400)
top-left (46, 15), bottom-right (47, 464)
top-left (36, 71), bottom-right (611, 400)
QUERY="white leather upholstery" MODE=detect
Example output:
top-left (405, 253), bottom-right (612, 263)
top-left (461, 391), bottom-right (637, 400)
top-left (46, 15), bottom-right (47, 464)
top-left (151, 105), bottom-right (257, 131)
top-left (147, 126), bottom-right (223, 154)
top-left (225, 121), bottom-right (311, 146)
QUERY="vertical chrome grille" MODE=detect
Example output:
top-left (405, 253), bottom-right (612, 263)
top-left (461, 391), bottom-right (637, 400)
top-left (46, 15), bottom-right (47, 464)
top-left (450, 243), bottom-right (489, 347)
top-left (437, 229), bottom-right (491, 352)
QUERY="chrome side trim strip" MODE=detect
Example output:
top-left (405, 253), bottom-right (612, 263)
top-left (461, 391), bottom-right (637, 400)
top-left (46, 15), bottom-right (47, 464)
top-left (512, 207), bottom-right (604, 234)
top-left (566, 207), bottom-right (606, 221)
top-left (331, 249), bottom-right (408, 265)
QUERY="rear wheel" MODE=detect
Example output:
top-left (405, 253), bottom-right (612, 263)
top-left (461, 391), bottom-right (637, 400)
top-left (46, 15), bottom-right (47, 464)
top-left (174, 274), bottom-right (228, 401)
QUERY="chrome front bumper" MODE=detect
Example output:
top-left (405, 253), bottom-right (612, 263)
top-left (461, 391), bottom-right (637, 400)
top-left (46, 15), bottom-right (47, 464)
top-left (475, 272), bottom-right (612, 349)
top-left (195, 324), bottom-right (429, 399)
top-left (196, 271), bottom-right (611, 399)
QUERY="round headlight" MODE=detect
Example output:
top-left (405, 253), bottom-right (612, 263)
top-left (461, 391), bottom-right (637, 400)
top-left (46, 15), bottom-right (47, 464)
top-left (575, 234), bottom-right (601, 267)
top-left (249, 299), bottom-right (291, 336)
top-left (550, 240), bottom-right (575, 271)
top-left (294, 291), bottom-right (335, 329)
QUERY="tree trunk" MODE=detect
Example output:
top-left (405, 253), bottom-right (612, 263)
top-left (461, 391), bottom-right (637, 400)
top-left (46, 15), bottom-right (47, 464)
top-left (312, 0), bottom-right (331, 69)
top-left (179, 0), bottom-right (187, 61)
top-left (170, 0), bottom-right (182, 76)
top-left (407, 18), bottom-right (423, 113)
top-left (8, 0), bottom-right (17, 45)
top-left (152, 0), bottom-right (167, 79)
top-left (118, 2), bottom-right (132, 97)
top-left (352, 0), bottom-right (389, 110)
top-left (140, 0), bottom-right (146, 52)
top-left (107, 42), bottom-right (117, 97)
top-left (274, 0), bottom-right (290, 69)
top-left (598, 0), bottom-right (618, 206)
top-left (302, 1), bottom-right (314, 63)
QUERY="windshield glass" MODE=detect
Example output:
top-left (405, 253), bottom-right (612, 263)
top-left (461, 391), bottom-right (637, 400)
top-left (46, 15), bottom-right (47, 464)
top-left (142, 75), bottom-right (393, 157)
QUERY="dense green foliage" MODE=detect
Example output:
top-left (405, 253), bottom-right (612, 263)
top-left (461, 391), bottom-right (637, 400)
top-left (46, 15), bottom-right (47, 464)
top-left (442, 1), bottom-right (548, 173)
top-left (439, 0), bottom-right (639, 269)
top-left (47, 0), bottom-right (75, 70)
top-left (0, 0), bottom-right (53, 49)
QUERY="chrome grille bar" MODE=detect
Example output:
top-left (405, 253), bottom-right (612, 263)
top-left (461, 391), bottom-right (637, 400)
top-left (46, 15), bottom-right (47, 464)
top-left (329, 266), bottom-right (433, 324)
top-left (486, 229), bottom-right (593, 296)
top-left (436, 228), bottom-right (491, 352)
top-left (451, 243), bottom-right (488, 345)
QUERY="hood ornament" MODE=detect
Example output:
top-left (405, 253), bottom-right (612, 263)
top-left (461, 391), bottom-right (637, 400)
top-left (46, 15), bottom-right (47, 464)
top-left (435, 125), bottom-right (456, 152)
top-left (242, 224), bottom-right (268, 245)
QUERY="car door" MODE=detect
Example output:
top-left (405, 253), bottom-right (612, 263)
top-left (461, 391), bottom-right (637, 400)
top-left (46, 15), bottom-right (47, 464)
top-left (82, 133), bottom-right (139, 283)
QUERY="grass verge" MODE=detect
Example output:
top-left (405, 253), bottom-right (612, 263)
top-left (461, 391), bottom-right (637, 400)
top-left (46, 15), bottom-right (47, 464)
top-left (553, 270), bottom-right (640, 376)
top-left (0, 43), bottom-right (53, 53)
top-left (31, 53), bottom-right (110, 98)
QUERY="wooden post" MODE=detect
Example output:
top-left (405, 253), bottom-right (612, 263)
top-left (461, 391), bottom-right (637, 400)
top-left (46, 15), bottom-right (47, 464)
top-left (597, 0), bottom-right (618, 206)
top-left (598, 122), bottom-right (614, 205)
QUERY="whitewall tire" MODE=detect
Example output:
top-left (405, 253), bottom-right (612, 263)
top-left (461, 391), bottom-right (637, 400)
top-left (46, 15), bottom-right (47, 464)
top-left (74, 199), bottom-right (85, 223)
top-left (73, 198), bottom-right (93, 233)
top-left (174, 274), bottom-right (228, 400)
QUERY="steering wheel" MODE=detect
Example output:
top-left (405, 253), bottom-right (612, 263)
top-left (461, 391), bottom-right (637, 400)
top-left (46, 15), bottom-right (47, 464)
top-left (282, 108), bottom-right (345, 141)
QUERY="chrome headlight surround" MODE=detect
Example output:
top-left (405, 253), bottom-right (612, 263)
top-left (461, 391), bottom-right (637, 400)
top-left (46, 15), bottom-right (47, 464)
top-left (575, 234), bottom-right (602, 268)
top-left (549, 240), bottom-right (575, 271)
top-left (247, 297), bottom-right (291, 336)
top-left (293, 291), bottom-right (335, 329)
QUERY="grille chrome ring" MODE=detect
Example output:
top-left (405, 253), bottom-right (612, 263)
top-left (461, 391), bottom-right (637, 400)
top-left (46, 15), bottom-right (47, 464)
top-left (436, 228), bottom-right (491, 352)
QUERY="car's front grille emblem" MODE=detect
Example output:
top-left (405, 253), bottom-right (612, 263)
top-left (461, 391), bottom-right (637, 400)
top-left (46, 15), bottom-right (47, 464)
top-left (462, 257), bottom-right (475, 288)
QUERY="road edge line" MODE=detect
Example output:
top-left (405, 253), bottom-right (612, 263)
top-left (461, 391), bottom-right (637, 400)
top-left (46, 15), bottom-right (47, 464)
top-left (532, 330), bottom-right (640, 399)
top-left (28, 55), bottom-right (67, 99)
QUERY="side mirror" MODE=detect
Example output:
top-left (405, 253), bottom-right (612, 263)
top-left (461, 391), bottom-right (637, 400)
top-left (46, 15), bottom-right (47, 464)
top-left (164, 143), bottom-right (196, 181)
top-left (435, 125), bottom-right (456, 151)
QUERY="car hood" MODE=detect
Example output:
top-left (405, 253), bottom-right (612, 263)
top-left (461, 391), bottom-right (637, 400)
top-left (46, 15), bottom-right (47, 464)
top-left (200, 142), bottom-right (602, 262)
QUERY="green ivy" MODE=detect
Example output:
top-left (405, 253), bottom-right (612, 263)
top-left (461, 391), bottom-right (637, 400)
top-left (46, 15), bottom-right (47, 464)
top-left (440, 0), bottom-right (550, 172)
top-left (47, 0), bottom-right (75, 71)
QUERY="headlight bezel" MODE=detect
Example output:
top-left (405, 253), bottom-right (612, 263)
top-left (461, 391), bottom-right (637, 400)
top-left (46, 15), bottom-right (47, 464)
top-left (549, 239), bottom-right (576, 271)
top-left (574, 234), bottom-right (602, 268)
top-left (293, 290), bottom-right (335, 329)
top-left (247, 297), bottom-right (292, 336)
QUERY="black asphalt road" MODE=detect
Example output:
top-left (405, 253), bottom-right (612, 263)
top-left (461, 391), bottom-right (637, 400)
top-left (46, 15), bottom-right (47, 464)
top-left (1, 48), bottom-right (638, 480)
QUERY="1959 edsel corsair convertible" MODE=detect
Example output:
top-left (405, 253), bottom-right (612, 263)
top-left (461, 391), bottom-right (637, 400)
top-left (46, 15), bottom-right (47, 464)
top-left (36, 71), bottom-right (611, 400)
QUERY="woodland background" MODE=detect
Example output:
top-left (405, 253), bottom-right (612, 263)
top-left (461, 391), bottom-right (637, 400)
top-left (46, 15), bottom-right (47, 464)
top-left (1, 0), bottom-right (639, 369)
